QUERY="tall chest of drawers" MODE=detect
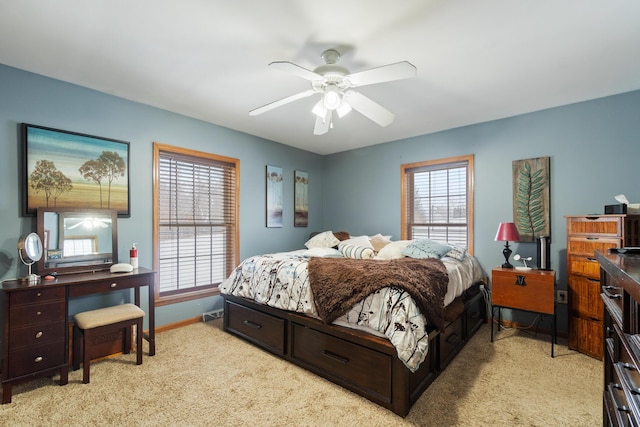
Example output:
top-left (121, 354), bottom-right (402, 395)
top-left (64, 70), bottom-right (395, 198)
top-left (566, 215), bottom-right (640, 359)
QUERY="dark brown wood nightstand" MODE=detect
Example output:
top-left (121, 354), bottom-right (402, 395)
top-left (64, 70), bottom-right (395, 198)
top-left (490, 267), bottom-right (556, 356)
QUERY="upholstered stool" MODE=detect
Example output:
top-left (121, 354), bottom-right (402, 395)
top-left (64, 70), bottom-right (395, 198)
top-left (72, 303), bottom-right (145, 384)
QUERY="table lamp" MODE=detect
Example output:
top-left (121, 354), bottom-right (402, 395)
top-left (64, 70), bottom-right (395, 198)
top-left (495, 222), bottom-right (519, 268)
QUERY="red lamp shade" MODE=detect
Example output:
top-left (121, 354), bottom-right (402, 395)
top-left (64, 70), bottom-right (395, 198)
top-left (495, 222), bottom-right (519, 242)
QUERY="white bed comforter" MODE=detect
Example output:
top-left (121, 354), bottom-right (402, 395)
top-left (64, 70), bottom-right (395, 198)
top-left (219, 249), bottom-right (484, 371)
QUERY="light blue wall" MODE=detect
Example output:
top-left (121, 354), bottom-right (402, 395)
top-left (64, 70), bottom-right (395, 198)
top-left (2, 62), bottom-right (639, 333)
top-left (322, 90), bottom-right (640, 331)
top-left (0, 64), bottom-right (324, 326)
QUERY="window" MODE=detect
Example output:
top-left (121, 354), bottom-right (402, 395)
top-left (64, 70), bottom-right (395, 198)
top-left (401, 154), bottom-right (474, 254)
top-left (153, 143), bottom-right (239, 305)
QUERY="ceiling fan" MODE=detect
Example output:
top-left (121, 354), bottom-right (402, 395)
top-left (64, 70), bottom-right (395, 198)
top-left (249, 49), bottom-right (417, 135)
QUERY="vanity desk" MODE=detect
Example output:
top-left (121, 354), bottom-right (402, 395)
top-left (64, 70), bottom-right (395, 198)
top-left (1, 267), bottom-right (155, 404)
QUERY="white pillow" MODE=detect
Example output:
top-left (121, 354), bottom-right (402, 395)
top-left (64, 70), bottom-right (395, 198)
top-left (303, 247), bottom-right (343, 258)
top-left (304, 231), bottom-right (340, 249)
top-left (374, 240), bottom-right (413, 260)
top-left (369, 233), bottom-right (392, 252)
top-left (340, 235), bottom-right (374, 249)
top-left (338, 242), bottom-right (375, 259)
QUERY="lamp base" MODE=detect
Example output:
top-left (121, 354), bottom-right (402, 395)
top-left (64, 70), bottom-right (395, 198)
top-left (502, 244), bottom-right (513, 268)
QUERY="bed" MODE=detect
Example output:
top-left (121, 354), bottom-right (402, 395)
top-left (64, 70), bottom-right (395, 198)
top-left (220, 232), bottom-right (487, 416)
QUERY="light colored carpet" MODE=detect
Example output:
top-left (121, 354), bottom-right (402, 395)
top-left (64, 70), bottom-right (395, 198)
top-left (0, 320), bottom-right (601, 426)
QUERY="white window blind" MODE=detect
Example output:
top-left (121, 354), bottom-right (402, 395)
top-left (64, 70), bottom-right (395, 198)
top-left (157, 149), bottom-right (237, 297)
top-left (404, 158), bottom-right (470, 248)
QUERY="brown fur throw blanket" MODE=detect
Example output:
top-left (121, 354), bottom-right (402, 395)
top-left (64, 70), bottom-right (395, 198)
top-left (307, 257), bottom-right (449, 332)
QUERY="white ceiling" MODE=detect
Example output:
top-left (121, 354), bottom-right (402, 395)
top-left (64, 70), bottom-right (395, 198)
top-left (1, 1), bottom-right (639, 155)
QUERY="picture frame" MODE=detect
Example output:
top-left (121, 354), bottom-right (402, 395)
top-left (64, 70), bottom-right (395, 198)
top-left (22, 123), bottom-right (130, 217)
top-left (266, 165), bottom-right (283, 227)
top-left (294, 170), bottom-right (308, 227)
top-left (512, 156), bottom-right (550, 242)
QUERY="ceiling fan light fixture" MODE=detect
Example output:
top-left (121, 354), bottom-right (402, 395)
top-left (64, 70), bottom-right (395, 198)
top-left (336, 100), bottom-right (352, 118)
top-left (323, 86), bottom-right (341, 110)
top-left (312, 99), bottom-right (326, 118)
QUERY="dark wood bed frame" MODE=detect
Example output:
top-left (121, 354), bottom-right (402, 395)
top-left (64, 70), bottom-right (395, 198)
top-left (222, 282), bottom-right (486, 417)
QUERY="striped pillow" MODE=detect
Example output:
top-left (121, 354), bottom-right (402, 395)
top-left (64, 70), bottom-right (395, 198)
top-left (338, 242), bottom-right (375, 259)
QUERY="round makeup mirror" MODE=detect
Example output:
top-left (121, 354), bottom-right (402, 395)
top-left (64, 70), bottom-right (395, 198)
top-left (18, 232), bottom-right (43, 283)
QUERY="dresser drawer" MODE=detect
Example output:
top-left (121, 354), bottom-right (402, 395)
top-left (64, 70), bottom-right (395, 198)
top-left (568, 255), bottom-right (602, 280)
top-left (68, 275), bottom-right (151, 297)
top-left (492, 269), bottom-right (555, 315)
top-left (8, 339), bottom-right (66, 378)
top-left (567, 275), bottom-right (603, 319)
top-left (10, 300), bottom-right (66, 326)
top-left (567, 216), bottom-right (623, 237)
top-left (10, 286), bottom-right (65, 306)
top-left (567, 237), bottom-right (620, 257)
top-left (10, 321), bottom-right (66, 349)
top-left (225, 300), bottom-right (285, 355)
top-left (439, 316), bottom-right (464, 369)
top-left (291, 322), bottom-right (392, 401)
top-left (568, 316), bottom-right (603, 358)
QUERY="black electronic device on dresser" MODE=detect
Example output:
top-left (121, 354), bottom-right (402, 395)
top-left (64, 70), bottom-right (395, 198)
top-left (597, 249), bottom-right (640, 426)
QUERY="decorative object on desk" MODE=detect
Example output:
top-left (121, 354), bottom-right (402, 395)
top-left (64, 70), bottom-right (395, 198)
top-left (513, 254), bottom-right (532, 270)
top-left (22, 123), bottom-right (130, 217)
top-left (17, 232), bottom-right (43, 284)
top-left (266, 165), bottom-right (283, 227)
top-left (495, 222), bottom-right (519, 268)
top-left (110, 263), bottom-right (133, 273)
top-left (129, 243), bottom-right (138, 268)
top-left (512, 157), bottom-right (550, 242)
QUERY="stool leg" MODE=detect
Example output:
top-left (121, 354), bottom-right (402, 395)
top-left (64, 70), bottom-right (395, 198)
top-left (136, 318), bottom-right (143, 365)
top-left (72, 325), bottom-right (81, 371)
top-left (83, 329), bottom-right (91, 384)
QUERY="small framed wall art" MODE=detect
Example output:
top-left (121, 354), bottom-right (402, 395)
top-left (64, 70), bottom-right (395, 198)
top-left (294, 170), bottom-right (308, 227)
top-left (266, 165), bottom-right (283, 227)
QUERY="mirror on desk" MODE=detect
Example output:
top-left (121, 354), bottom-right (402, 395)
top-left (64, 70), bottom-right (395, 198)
top-left (36, 207), bottom-right (118, 275)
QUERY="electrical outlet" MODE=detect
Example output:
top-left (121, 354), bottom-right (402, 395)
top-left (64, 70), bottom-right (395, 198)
top-left (556, 290), bottom-right (568, 304)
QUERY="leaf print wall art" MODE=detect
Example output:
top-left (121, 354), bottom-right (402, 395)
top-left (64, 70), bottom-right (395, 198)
top-left (512, 157), bottom-right (550, 243)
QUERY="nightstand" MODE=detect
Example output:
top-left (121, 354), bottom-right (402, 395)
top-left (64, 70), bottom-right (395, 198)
top-left (490, 267), bottom-right (556, 357)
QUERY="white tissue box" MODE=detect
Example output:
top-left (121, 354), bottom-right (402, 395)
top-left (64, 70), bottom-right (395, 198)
top-left (628, 204), bottom-right (640, 215)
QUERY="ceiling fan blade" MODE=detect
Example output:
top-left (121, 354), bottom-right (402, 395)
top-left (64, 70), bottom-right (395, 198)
top-left (249, 89), bottom-right (316, 116)
top-left (344, 91), bottom-right (395, 127)
top-left (313, 108), bottom-right (331, 135)
top-left (346, 61), bottom-right (417, 87)
top-left (269, 61), bottom-right (323, 81)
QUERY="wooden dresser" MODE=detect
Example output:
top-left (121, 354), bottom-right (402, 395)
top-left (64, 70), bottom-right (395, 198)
top-left (566, 215), bottom-right (640, 359)
top-left (597, 250), bottom-right (640, 425)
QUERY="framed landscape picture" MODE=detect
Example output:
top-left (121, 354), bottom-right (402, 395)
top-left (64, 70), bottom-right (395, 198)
top-left (22, 123), bottom-right (130, 217)
top-left (294, 170), bottom-right (308, 227)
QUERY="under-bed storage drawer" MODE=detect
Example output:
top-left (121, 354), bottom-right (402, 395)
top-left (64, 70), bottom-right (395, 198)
top-left (290, 323), bottom-right (392, 402)
top-left (225, 300), bottom-right (286, 355)
top-left (439, 316), bottom-right (464, 369)
top-left (464, 290), bottom-right (485, 339)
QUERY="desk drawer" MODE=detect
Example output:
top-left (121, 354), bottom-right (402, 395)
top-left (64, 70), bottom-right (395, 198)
top-left (10, 300), bottom-right (66, 326)
top-left (567, 216), bottom-right (622, 237)
top-left (9, 339), bottom-right (66, 378)
top-left (291, 323), bottom-right (392, 401)
top-left (567, 237), bottom-right (620, 257)
top-left (10, 321), bottom-right (66, 349)
top-left (225, 300), bottom-right (285, 355)
top-left (568, 255), bottom-right (606, 280)
top-left (68, 275), bottom-right (150, 297)
top-left (10, 286), bottom-right (65, 306)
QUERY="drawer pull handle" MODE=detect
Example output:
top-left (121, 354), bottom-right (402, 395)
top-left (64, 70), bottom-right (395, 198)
top-left (36, 292), bottom-right (42, 297)
top-left (243, 320), bottom-right (262, 329)
top-left (606, 326), bottom-right (613, 338)
top-left (587, 257), bottom-right (596, 262)
top-left (34, 356), bottom-right (43, 363)
top-left (586, 237), bottom-right (599, 240)
top-left (602, 286), bottom-right (621, 300)
top-left (446, 332), bottom-right (461, 345)
top-left (515, 275), bottom-right (526, 286)
top-left (321, 350), bottom-right (349, 365)
top-left (36, 311), bottom-right (42, 316)
top-left (622, 363), bottom-right (636, 371)
top-left (110, 283), bottom-right (117, 288)
top-left (35, 331), bottom-right (43, 339)
top-left (608, 383), bottom-right (630, 413)
top-left (587, 278), bottom-right (600, 283)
